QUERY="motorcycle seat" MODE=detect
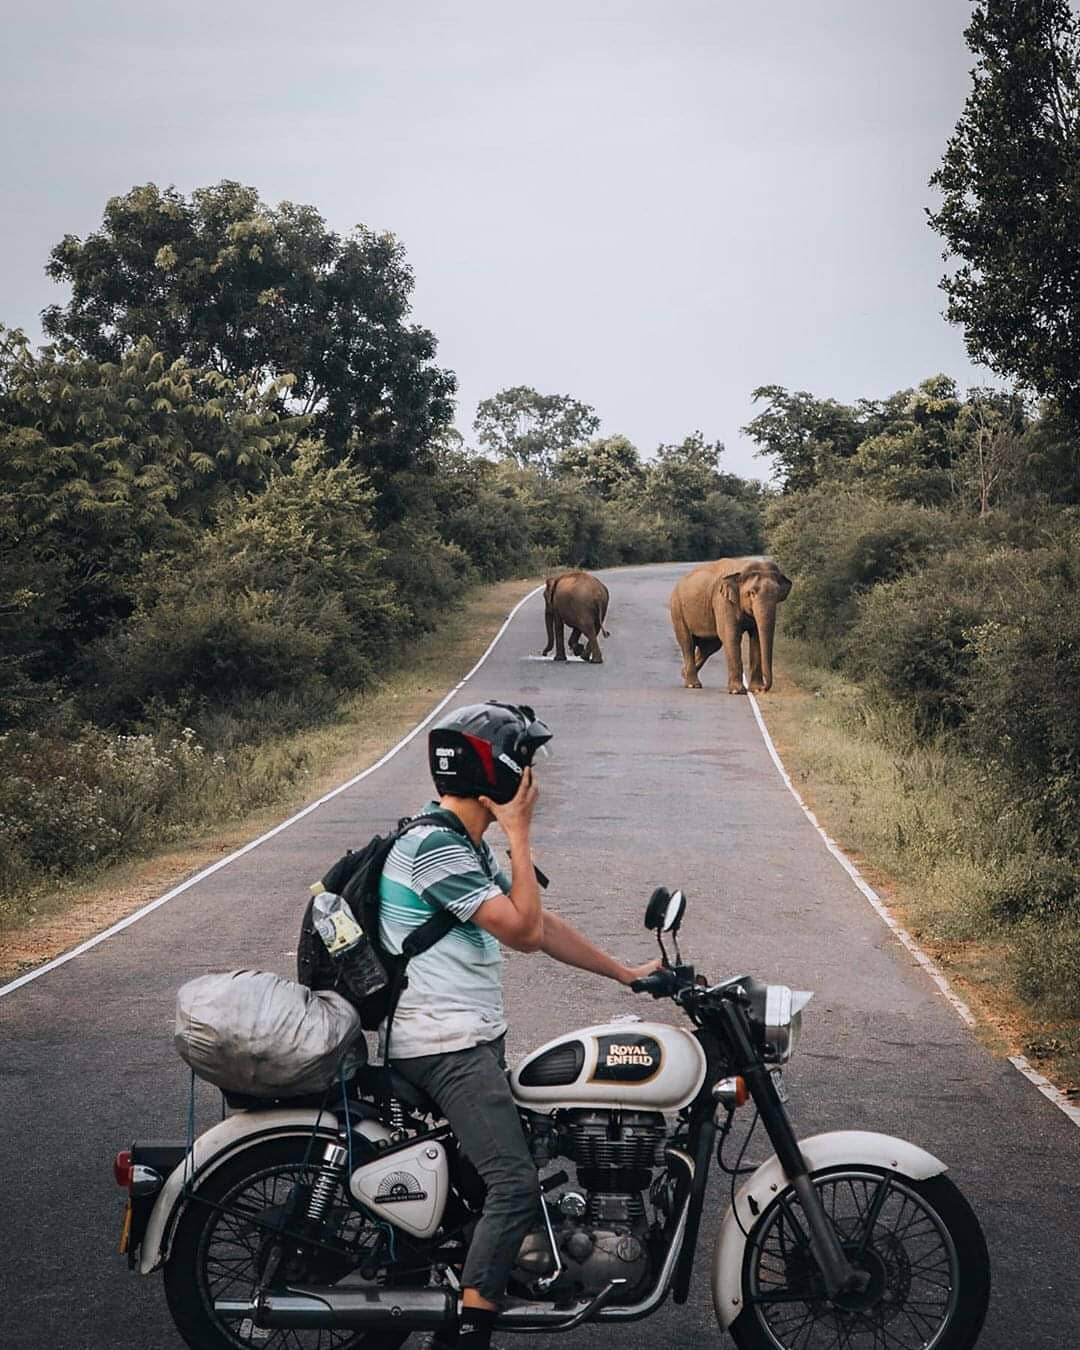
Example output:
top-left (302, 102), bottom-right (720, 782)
top-left (353, 1065), bottom-right (442, 1118)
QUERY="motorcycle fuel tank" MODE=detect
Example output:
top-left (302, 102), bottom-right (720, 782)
top-left (511, 1017), bottom-right (707, 1111)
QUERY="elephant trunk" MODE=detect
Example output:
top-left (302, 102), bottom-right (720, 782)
top-left (753, 595), bottom-right (778, 692)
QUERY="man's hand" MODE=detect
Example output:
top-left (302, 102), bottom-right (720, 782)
top-left (479, 766), bottom-right (537, 844)
top-left (618, 958), bottom-right (664, 986)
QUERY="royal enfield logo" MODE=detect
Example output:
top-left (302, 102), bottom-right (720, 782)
top-left (604, 1042), bottom-right (655, 1068)
top-left (373, 1170), bottom-right (428, 1205)
top-left (590, 1034), bottom-right (662, 1084)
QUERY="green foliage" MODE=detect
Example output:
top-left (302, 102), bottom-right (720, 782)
top-left (766, 488), bottom-right (957, 649)
top-left (555, 435), bottom-right (644, 498)
top-left (0, 726), bottom-right (225, 888)
top-left (42, 181), bottom-right (456, 480)
top-left (473, 386), bottom-right (600, 471)
top-left (743, 386), bottom-right (876, 491)
top-left (83, 446), bottom-right (403, 721)
top-left (929, 1), bottom-right (1080, 419)
top-left (965, 531), bottom-right (1080, 850)
top-left (0, 327), bottom-right (303, 691)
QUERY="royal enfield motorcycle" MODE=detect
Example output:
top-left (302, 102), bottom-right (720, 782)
top-left (115, 890), bottom-right (990, 1348)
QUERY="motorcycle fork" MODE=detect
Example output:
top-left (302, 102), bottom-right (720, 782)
top-left (717, 1001), bottom-right (864, 1300)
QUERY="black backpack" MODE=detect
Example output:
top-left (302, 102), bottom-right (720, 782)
top-left (297, 814), bottom-right (479, 1032)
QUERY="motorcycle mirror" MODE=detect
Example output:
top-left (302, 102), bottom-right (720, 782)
top-left (663, 889), bottom-right (687, 935)
top-left (644, 887), bottom-right (672, 932)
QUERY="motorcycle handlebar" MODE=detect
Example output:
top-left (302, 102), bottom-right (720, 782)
top-left (630, 968), bottom-right (680, 998)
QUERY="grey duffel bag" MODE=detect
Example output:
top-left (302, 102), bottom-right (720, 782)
top-left (175, 968), bottom-right (367, 1097)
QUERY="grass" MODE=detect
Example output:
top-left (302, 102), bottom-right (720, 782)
top-left (758, 634), bottom-right (1080, 1099)
top-left (0, 576), bottom-right (540, 981)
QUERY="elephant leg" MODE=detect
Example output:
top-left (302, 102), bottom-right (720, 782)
top-left (585, 629), bottom-right (603, 663)
top-left (542, 602), bottom-right (555, 656)
top-left (568, 627), bottom-right (585, 658)
top-left (719, 615), bottom-right (747, 695)
top-left (747, 631), bottom-right (766, 692)
top-left (554, 618), bottom-right (568, 662)
top-left (694, 637), bottom-right (722, 673)
top-left (671, 609), bottom-right (702, 688)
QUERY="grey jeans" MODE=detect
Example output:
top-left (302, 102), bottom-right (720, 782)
top-left (392, 1035), bottom-right (539, 1302)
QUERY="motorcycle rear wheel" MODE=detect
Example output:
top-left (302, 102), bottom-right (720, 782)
top-left (729, 1165), bottom-right (989, 1350)
top-left (164, 1136), bottom-right (413, 1350)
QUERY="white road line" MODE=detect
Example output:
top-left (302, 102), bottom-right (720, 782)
top-left (0, 586), bottom-right (544, 1001)
top-left (747, 691), bottom-right (1080, 1131)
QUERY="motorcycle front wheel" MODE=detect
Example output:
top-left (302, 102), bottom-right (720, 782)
top-left (730, 1165), bottom-right (990, 1350)
top-left (164, 1136), bottom-right (415, 1350)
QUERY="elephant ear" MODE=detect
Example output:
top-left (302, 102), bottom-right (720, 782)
top-left (719, 570), bottom-right (743, 608)
top-left (775, 571), bottom-right (792, 601)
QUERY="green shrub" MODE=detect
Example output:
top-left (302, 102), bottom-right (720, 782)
top-left (1009, 917), bottom-right (1080, 1017)
top-left (964, 531), bottom-right (1080, 849)
top-left (0, 725), bottom-right (224, 890)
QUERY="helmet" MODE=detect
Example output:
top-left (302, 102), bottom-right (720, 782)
top-left (429, 701), bottom-right (553, 804)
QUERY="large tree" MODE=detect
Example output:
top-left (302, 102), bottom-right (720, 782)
top-left (742, 386), bottom-right (879, 491)
top-left (473, 386), bottom-right (600, 471)
top-left (42, 181), bottom-right (456, 480)
top-left (928, 1), bottom-right (1080, 419)
top-left (0, 327), bottom-right (302, 671)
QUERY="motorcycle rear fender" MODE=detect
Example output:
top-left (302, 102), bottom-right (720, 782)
top-left (712, 1129), bottom-right (947, 1330)
top-left (137, 1109), bottom-right (391, 1275)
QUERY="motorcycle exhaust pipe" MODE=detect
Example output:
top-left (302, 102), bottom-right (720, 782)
top-left (218, 1285), bottom-right (455, 1331)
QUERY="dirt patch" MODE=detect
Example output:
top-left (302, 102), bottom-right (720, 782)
top-left (0, 578), bottom-right (540, 986)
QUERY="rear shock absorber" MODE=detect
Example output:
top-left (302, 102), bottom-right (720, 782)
top-left (306, 1143), bottom-right (348, 1223)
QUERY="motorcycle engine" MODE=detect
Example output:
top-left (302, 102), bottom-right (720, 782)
top-left (513, 1110), bottom-right (667, 1300)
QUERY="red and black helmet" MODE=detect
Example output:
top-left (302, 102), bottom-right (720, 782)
top-left (429, 702), bottom-right (553, 804)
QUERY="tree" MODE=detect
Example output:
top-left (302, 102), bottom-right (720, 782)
top-left (473, 386), bottom-right (600, 471)
top-left (0, 327), bottom-right (302, 670)
top-left (841, 376), bottom-right (962, 505)
top-left (948, 389), bottom-right (1030, 516)
top-left (928, 1), bottom-right (1080, 421)
top-left (555, 434), bottom-right (644, 498)
top-left (646, 431), bottom-right (726, 513)
top-left (42, 181), bottom-right (456, 481)
top-left (742, 386), bottom-right (876, 491)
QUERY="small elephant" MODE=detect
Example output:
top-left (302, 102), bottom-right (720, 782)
top-left (669, 556), bottom-right (791, 694)
top-left (542, 570), bottom-right (611, 663)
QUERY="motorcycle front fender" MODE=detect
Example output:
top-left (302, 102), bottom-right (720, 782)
top-left (711, 1129), bottom-right (946, 1330)
top-left (137, 1108), bottom-right (391, 1275)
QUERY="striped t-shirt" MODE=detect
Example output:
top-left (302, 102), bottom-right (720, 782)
top-left (378, 804), bottom-right (511, 1059)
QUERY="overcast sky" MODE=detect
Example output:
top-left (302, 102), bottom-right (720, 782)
top-left (1, 0), bottom-right (987, 480)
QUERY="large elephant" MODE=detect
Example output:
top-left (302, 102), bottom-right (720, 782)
top-left (669, 556), bottom-right (791, 694)
top-left (542, 570), bottom-right (611, 663)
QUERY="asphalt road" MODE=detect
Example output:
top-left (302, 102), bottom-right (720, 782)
top-left (1, 563), bottom-right (1077, 1350)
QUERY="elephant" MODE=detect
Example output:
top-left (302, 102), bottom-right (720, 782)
top-left (542, 570), bottom-right (611, 663)
top-left (669, 556), bottom-right (791, 694)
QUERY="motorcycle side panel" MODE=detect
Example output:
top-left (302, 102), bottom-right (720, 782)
top-left (511, 1020), bottom-right (707, 1111)
top-left (711, 1130), bottom-right (947, 1329)
top-left (137, 1109), bottom-right (392, 1274)
top-left (350, 1138), bottom-right (449, 1239)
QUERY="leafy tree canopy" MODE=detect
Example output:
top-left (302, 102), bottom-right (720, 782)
top-left (928, 1), bottom-right (1080, 419)
top-left (473, 385), bottom-right (600, 471)
top-left (42, 181), bottom-right (456, 480)
top-left (556, 434), bottom-right (644, 498)
top-left (0, 326), bottom-right (303, 666)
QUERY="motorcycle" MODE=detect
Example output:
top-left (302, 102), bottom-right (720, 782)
top-left (115, 888), bottom-right (990, 1349)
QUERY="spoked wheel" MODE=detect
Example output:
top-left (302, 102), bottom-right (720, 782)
top-left (165, 1137), bottom-right (416, 1350)
top-left (731, 1166), bottom-right (990, 1350)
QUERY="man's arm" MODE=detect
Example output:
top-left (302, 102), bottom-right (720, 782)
top-left (538, 910), bottom-right (660, 986)
top-left (470, 769), bottom-right (544, 952)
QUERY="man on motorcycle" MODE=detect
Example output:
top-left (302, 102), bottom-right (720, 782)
top-left (382, 700), bottom-right (659, 1348)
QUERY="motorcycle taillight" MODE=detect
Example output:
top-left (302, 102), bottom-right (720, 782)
top-left (113, 1150), bottom-right (133, 1188)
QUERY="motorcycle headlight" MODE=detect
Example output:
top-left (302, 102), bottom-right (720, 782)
top-left (762, 985), bottom-right (813, 1063)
